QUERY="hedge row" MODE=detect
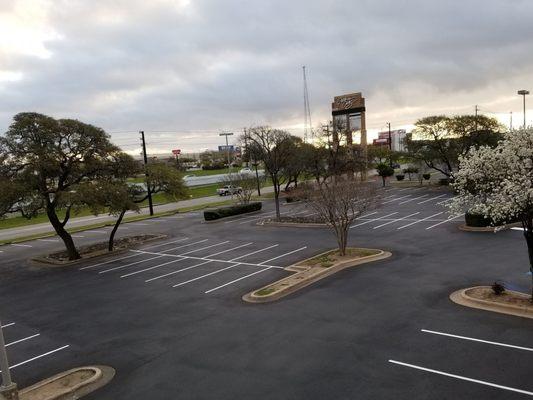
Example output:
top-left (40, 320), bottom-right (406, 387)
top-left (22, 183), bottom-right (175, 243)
top-left (204, 202), bottom-right (262, 221)
top-left (465, 211), bottom-right (520, 227)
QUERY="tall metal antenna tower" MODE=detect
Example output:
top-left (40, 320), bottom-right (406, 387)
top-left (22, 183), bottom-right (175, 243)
top-left (303, 66), bottom-right (313, 142)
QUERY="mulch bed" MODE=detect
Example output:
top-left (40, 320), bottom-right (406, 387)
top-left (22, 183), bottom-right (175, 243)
top-left (466, 286), bottom-right (532, 307)
top-left (267, 216), bottom-right (326, 224)
top-left (44, 234), bottom-right (163, 262)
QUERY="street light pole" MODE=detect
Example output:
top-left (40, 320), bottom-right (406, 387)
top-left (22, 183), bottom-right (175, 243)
top-left (0, 320), bottom-right (18, 400)
top-left (518, 90), bottom-right (530, 129)
top-left (219, 132), bottom-right (234, 176)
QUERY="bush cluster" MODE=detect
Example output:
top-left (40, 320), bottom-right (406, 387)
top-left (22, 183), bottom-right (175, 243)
top-left (465, 211), bottom-right (520, 227)
top-left (204, 202), bottom-right (262, 221)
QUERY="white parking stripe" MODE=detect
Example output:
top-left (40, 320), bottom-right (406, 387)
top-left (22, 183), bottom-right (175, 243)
top-left (173, 263), bottom-right (242, 287)
top-left (120, 256), bottom-right (187, 278)
top-left (227, 244), bottom-right (279, 261)
top-left (179, 241), bottom-right (230, 255)
top-left (397, 212), bottom-right (444, 230)
top-left (399, 194), bottom-right (428, 204)
top-left (258, 246), bottom-right (307, 265)
top-left (388, 359), bottom-right (533, 397)
top-left (421, 329), bottom-right (533, 352)
top-left (37, 239), bottom-right (60, 243)
top-left (99, 239), bottom-right (210, 273)
top-left (84, 230), bottom-right (107, 234)
top-left (122, 243), bottom-right (252, 278)
top-left (71, 235), bottom-right (85, 238)
top-left (417, 194), bottom-right (447, 204)
top-left (373, 212), bottom-right (420, 229)
top-left (425, 214), bottom-right (463, 230)
top-left (8, 345), bottom-right (70, 370)
top-left (382, 195), bottom-right (412, 204)
top-left (6, 334), bottom-right (40, 347)
top-left (1, 323), bottom-right (14, 328)
top-left (128, 222), bottom-right (149, 226)
top-left (204, 267), bottom-right (272, 294)
top-left (205, 243), bottom-right (253, 258)
top-left (145, 260), bottom-right (213, 282)
top-left (10, 244), bottom-right (32, 248)
top-left (99, 255), bottom-right (166, 274)
top-left (142, 237), bottom-right (190, 250)
top-left (80, 253), bottom-right (143, 270)
top-left (350, 212), bottom-right (399, 228)
top-left (203, 246), bottom-right (307, 293)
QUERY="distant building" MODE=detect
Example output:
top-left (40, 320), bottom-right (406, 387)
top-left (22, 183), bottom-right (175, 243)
top-left (373, 129), bottom-right (407, 152)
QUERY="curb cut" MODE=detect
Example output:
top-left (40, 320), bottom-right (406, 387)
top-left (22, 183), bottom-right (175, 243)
top-left (450, 286), bottom-right (533, 319)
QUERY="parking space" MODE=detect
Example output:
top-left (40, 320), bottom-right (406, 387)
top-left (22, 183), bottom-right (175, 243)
top-left (389, 327), bottom-right (533, 397)
top-left (78, 237), bottom-right (310, 296)
top-left (0, 321), bottom-right (70, 376)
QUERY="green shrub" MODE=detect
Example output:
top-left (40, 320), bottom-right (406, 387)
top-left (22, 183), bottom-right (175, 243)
top-left (464, 211), bottom-right (520, 227)
top-left (204, 201), bottom-right (262, 221)
top-left (438, 178), bottom-right (450, 186)
top-left (465, 211), bottom-right (493, 227)
top-left (395, 174), bottom-right (405, 181)
top-left (422, 173), bottom-right (431, 180)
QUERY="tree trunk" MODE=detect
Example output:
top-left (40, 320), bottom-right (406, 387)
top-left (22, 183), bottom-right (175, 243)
top-left (46, 205), bottom-right (80, 260)
top-left (274, 186), bottom-right (281, 220)
top-left (524, 226), bottom-right (533, 301)
top-left (109, 209), bottom-right (126, 252)
top-left (381, 176), bottom-right (386, 187)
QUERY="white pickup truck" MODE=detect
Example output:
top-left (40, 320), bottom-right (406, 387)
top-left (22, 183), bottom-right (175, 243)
top-left (216, 185), bottom-right (243, 196)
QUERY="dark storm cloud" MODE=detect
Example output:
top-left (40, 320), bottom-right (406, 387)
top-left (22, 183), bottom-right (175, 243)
top-left (1, 0), bottom-right (532, 151)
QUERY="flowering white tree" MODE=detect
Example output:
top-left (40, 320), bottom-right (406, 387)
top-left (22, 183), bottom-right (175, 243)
top-left (450, 128), bottom-right (533, 298)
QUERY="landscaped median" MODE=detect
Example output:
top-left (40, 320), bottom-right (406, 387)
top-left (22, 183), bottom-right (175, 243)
top-left (450, 286), bottom-right (533, 319)
top-left (31, 234), bottom-right (166, 266)
top-left (243, 247), bottom-right (392, 303)
top-left (18, 365), bottom-right (114, 400)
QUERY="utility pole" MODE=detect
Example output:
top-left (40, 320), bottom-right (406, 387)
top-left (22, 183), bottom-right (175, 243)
top-left (518, 90), bottom-right (530, 129)
top-left (474, 105), bottom-right (479, 132)
top-left (219, 132), bottom-right (234, 176)
top-left (140, 131), bottom-right (154, 216)
top-left (387, 122), bottom-right (393, 167)
top-left (243, 128), bottom-right (249, 168)
top-left (0, 320), bottom-right (18, 400)
top-left (302, 66), bottom-right (312, 142)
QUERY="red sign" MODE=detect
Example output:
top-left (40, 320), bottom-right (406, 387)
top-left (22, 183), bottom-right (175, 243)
top-left (172, 149), bottom-right (181, 155)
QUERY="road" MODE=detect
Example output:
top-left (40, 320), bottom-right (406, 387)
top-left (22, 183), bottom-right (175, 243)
top-left (0, 186), bottom-right (274, 242)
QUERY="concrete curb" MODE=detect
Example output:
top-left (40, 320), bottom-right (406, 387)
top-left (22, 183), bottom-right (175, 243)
top-left (19, 365), bottom-right (115, 400)
top-left (458, 222), bottom-right (522, 232)
top-left (256, 220), bottom-right (328, 229)
top-left (243, 248), bottom-right (392, 303)
top-left (450, 286), bottom-right (533, 319)
top-left (30, 234), bottom-right (167, 267)
top-left (203, 209), bottom-right (263, 224)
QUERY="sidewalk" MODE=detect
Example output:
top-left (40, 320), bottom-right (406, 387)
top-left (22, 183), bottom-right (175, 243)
top-left (0, 186), bottom-right (275, 242)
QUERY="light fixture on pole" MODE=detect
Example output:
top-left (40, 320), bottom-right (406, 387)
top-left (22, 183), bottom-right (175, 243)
top-left (219, 132), bottom-right (234, 177)
top-left (518, 90), bottom-right (530, 129)
top-left (0, 320), bottom-right (18, 400)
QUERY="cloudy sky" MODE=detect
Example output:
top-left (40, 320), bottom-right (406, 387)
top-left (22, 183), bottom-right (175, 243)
top-left (1, 0), bottom-right (532, 154)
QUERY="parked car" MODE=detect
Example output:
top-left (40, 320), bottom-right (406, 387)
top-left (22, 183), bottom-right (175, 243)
top-left (239, 167), bottom-right (253, 175)
top-left (216, 185), bottom-right (243, 196)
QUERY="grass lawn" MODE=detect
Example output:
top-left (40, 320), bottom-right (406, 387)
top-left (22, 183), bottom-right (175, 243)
top-left (0, 179), bottom-right (272, 231)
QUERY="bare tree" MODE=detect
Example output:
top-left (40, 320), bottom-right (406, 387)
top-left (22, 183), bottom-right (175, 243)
top-left (301, 179), bottom-right (379, 255)
top-left (243, 127), bottom-right (299, 219)
top-left (221, 172), bottom-right (262, 205)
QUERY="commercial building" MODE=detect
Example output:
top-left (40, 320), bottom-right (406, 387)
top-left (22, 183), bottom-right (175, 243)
top-left (373, 129), bottom-right (407, 152)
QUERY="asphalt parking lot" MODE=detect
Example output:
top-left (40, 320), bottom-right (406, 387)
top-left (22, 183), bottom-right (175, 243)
top-left (1, 185), bottom-right (533, 399)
